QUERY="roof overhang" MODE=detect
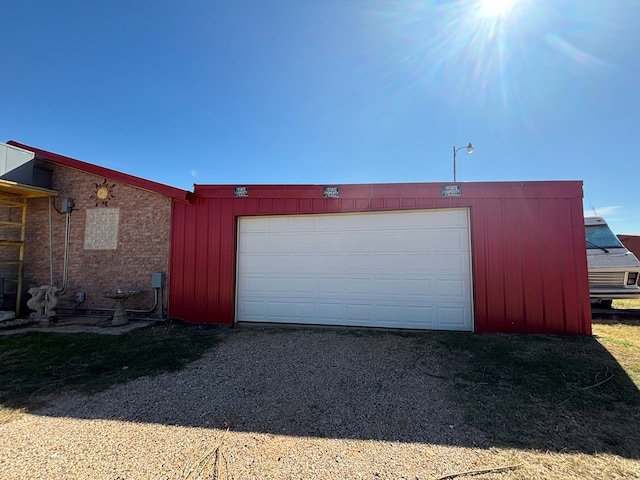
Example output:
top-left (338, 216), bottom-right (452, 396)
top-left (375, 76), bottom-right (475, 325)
top-left (6, 140), bottom-right (193, 203)
top-left (0, 178), bottom-right (58, 199)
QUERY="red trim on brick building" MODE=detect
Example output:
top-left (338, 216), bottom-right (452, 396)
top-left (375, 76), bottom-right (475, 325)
top-left (7, 141), bottom-right (192, 202)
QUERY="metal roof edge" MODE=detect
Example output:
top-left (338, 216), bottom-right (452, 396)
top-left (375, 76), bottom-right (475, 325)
top-left (6, 141), bottom-right (193, 202)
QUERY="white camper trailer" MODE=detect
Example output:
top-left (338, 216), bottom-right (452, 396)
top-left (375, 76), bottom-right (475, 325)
top-left (585, 216), bottom-right (640, 307)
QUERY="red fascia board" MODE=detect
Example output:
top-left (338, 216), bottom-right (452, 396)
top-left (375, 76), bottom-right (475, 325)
top-left (194, 180), bottom-right (583, 200)
top-left (7, 141), bottom-right (193, 202)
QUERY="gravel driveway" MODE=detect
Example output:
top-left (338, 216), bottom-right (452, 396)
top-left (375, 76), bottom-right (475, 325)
top-left (0, 327), bottom-right (494, 479)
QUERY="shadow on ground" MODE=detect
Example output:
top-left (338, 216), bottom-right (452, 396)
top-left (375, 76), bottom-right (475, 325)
top-left (592, 307), bottom-right (640, 326)
top-left (13, 325), bottom-right (639, 460)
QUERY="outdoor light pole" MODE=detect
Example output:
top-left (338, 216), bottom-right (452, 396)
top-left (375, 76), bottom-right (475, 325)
top-left (453, 143), bottom-right (474, 182)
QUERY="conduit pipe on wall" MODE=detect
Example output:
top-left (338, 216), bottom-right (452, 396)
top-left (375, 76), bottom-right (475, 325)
top-left (59, 212), bottom-right (71, 295)
top-left (48, 197), bottom-right (53, 285)
top-left (76, 287), bottom-right (161, 315)
top-left (51, 198), bottom-right (72, 295)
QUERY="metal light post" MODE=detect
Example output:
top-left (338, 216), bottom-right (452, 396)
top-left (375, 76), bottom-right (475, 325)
top-left (453, 143), bottom-right (474, 182)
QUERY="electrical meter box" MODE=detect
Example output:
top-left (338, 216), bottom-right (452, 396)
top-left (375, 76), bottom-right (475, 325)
top-left (151, 272), bottom-right (165, 288)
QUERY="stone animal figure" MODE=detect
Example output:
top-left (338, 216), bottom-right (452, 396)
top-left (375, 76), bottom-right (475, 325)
top-left (27, 286), bottom-right (47, 318)
top-left (45, 286), bottom-right (59, 317)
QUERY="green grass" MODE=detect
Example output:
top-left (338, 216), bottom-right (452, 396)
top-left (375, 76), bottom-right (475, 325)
top-left (432, 329), bottom-right (640, 456)
top-left (613, 298), bottom-right (640, 309)
top-left (0, 324), bottom-right (221, 423)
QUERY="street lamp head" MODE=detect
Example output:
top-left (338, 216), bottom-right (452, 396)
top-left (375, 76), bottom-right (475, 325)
top-left (452, 142), bottom-right (474, 182)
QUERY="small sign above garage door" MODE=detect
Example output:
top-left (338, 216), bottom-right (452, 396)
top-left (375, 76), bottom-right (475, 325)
top-left (236, 208), bottom-right (473, 331)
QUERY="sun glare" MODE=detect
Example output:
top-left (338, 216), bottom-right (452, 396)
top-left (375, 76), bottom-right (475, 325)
top-left (477, 0), bottom-right (518, 19)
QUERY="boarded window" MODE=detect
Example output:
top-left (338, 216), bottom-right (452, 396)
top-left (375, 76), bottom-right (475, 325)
top-left (84, 208), bottom-right (120, 250)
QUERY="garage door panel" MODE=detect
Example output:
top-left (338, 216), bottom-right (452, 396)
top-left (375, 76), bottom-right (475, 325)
top-left (436, 306), bottom-right (470, 328)
top-left (405, 279), bottom-right (434, 296)
top-left (264, 276), bottom-right (291, 293)
top-left (346, 303), bottom-right (371, 322)
top-left (240, 234), bottom-right (264, 251)
top-left (264, 255), bottom-right (291, 271)
top-left (403, 253), bottom-right (434, 270)
top-left (290, 302), bottom-right (317, 319)
top-left (374, 231), bottom-right (402, 248)
top-left (435, 253), bottom-right (468, 273)
top-left (289, 255), bottom-right (318, 271)
top-left (432, 230), bottom-right (466, 250)
top-left (346, 232), bottom-right (372, 249)
top-left (430, 208), bottom-right (467, 225)
top-left (318, 277), bottom-right (345, 294)
top-left (374, 254), bottom-right (404, 271)
top-left (343, 255), bottom-right (373, 272)
top-left (316, 214), bottom-right (346, 230)
top-left (285, 216), bottom-right (316, 231)
top-left (266, 301), bottom-right (290, 317)
top-left (373, 278), bottom-right (403, 296)
top-left (345, 277), bottom-right (371, 295)
top-left (292, 277), bottom-right (317, 293)
top-left (319, 254), bottom-right (348, 271)
top-left (241, 276), bottom-right (268, 293)
top-left (242, 300), bottom-right (265, 317)
top-left (403, 231), bottom-right (434, 248)
top-left (237, 209), bottom-right (473, 331)
top-left (374, 304), bottom-right (404, 323)
top-left (436, 279), bottom-right (467, 297)
top-left (243, 254), bottom-right (267, 273)
top-left (405, 306), bottom-right (436, 327)
top-left (319, 302), bottom-right (344, 320)
top-left (242, 218), bottom-right (269, 232)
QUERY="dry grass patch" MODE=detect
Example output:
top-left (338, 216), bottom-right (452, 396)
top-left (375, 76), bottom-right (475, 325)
top-left (612, 298), bottom-right (640, 310)
top-left (469, 448), bottom-right (640, 480)
top-left (432, 326), bottom-right (640, 478)
top-left (594, 321), bottom-right (640, 386)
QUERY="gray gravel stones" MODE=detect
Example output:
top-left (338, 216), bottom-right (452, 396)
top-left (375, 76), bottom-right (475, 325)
top-left (0, 328), bottom-right (490, 479)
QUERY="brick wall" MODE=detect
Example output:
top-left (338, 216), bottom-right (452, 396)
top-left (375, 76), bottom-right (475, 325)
top-left (23, 163), bottom-right (172, 315)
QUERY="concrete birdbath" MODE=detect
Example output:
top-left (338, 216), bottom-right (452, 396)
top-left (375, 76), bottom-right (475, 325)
top-left (102, 289), bottom-right (140, 326)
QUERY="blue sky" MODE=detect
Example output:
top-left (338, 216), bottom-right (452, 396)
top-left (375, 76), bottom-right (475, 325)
top-left (2, 0), bottom-right (639, 233)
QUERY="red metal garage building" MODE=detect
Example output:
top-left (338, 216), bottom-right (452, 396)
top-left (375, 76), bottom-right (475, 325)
top-left (169, 181), bottom-right (591, 335)
top-left (618, 234), bottom-right (640, 262)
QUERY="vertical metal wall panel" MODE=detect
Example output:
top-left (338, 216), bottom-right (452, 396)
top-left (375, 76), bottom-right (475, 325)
top-left (518, 198), bottom-right (547, 331)
top-left (469, 199), bottom-right (488, 328)
top-left (168, 201), bottom-right (190, 318)
top-left (219, 198), bottom-right (237, 322)
top-left (194, 200), bottom-right (212, 319)
top-left (503, 201), bottom-right (525, 327)
top-left (168, 181), bottom-right (591, 335)
top-left (540, 199), bottom-right (569, 332)
top-left (483, 198), bottom-right (508, 330)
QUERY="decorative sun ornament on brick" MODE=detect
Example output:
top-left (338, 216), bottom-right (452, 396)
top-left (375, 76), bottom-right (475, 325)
top-left (90, 179), bottom-right (116, 206)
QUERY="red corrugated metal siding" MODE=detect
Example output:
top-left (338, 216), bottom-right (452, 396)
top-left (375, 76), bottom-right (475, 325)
top-left (169, 181), bottom-right (592, 334)
top-left (618, 235), bottom-right (640, 261)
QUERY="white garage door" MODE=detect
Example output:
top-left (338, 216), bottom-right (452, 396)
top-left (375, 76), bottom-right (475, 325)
top-left (236, 208), bottom-right (473, 330)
